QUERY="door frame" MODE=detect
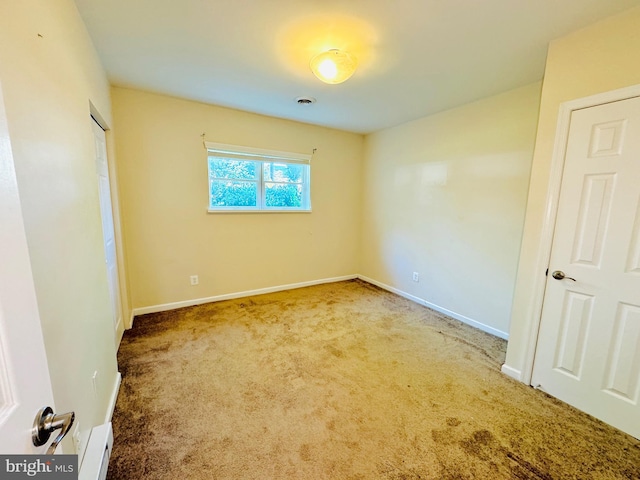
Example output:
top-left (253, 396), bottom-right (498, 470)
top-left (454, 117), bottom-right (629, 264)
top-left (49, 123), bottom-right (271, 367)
top-left (518, 83), bottom-right (640, 386)
top-left (89, 102), bottom-right (129, 346)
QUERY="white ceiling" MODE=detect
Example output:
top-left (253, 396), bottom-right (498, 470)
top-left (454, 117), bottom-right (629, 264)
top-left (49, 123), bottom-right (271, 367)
top-left (74, 0), bottom-right (640, 134)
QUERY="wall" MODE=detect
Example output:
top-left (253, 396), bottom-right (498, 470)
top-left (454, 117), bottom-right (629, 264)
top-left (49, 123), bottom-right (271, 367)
top-left (112, 88), bottom-right (363, 310)
top-left (0, 0), bottom-right (120, 454)
top-left (361, 83), bottom-right (542, 338)
top-left (505, 7), bottom-right (640, 379)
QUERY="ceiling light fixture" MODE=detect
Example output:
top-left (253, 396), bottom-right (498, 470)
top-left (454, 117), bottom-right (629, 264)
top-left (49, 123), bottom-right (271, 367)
top-left (309, 49), bottom-right (357, 85)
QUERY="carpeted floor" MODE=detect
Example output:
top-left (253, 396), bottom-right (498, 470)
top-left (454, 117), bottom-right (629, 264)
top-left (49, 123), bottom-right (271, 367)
top-left (107, 280), bottom-right (640, 479)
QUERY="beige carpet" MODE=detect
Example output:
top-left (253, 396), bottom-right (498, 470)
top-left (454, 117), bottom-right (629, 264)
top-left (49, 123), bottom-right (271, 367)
top-left (107, 280), bottom-right (640, 479)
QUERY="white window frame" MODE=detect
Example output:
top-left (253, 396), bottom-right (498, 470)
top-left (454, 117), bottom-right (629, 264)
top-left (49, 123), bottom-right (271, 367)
top-left (206, 142), bottom-right (312, 213)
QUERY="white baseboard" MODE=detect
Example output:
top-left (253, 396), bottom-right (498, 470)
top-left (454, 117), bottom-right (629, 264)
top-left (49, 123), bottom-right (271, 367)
top-left (500, 364), bottom-right (522, 382)
top-left (131, 275), bottom-right (359, 319)
top-left (105, 372), bottom-right (121, 424)
top-left (357, 275), bottom-right (509, 340)
top-left (129, 274), bottom-right (509, 341)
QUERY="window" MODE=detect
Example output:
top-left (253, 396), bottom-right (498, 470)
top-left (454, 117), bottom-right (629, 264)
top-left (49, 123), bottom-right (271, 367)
top-left (206, 142), bottom-right (311, 212)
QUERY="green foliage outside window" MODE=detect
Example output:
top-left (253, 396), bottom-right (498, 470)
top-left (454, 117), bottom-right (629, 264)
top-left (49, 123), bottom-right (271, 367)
top-left (208, 157), bottom-right (308, 209)
top-left (265, 183), bottom-right (302, 207)
top-left (211, 159), bottom-right (256, 180)
top-left (210, 181), bottom-right (257, 207)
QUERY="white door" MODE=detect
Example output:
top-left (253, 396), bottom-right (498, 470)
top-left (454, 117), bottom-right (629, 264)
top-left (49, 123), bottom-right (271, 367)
top-left (0, 79), bottom-right (56, 452)
top-left (532, 95), bottom-right (640, 439)
top-left (91, 119), bottom-right (122, 337)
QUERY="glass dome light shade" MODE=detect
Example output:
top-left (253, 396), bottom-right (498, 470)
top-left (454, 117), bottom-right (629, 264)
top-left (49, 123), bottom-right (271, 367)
top-left (310, 49), bottom-right (357, 84)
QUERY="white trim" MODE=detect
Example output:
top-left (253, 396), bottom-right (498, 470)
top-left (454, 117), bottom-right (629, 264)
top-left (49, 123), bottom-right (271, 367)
top-left (357, 275), bottom-right (509, 340)
top-left (500, 364), bottom-right (522, 382)
top-left (205, 141), bottom-right (312, 164)
top-left (104, 372), bottom-right (121, 424)
top-left (89, 101), bottom-right (109, 131)
top-left (518, 83), bottom-right (640, 385)
top-left (131, 275), bottom-right (358, 318)
top-left (207, 147), bottom-right (312, 212)
top-left (131, 274), bottom-right (509, 340)
top-left (207, 209), bottom-right (312, 214)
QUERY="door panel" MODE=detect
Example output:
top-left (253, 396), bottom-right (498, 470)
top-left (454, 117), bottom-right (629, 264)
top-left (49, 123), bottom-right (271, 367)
top-left (627, 200), bottom-right (640, 273)
top-left (570, 173), bottom-right (615, 266)
top-left (603, 303), bottom-right (640, 402)
top-left (532, 95), bottom-right (640, 439)
top-left (91, 119), bottom-right (122, 337)
top-left (553, 290), bottom-right (593, 378)
top-left (0, 78), bottom-right (55, 452)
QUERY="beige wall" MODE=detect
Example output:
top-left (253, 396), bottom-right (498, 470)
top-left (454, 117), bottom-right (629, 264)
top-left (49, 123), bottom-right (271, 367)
top-left (361, 83), bottom-right (541, 337)
top-left (0, 0), bottom-right (120, 453)
top-left (112, 88), bottom-right (363, 309)
top-left (505, 7), bottom-right (640, 378)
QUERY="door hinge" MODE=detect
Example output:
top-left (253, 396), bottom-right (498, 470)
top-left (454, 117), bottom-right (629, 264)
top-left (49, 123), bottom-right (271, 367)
top-left (545, 268), bottom-right (549, 276)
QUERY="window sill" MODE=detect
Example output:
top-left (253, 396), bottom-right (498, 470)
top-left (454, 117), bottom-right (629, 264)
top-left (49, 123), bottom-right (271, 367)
top-left (207, 209), bottom-right (312, 214)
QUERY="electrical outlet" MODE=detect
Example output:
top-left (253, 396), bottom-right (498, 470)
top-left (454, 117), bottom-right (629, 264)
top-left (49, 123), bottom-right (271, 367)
top-left (72, 423), bottom-right (81, 453)
top-left (92, 370), bottom-right (98, 397)
top-left (190, 275), bottom-right (199, 286)
top-left (412, 272), bottom-right (420, 282)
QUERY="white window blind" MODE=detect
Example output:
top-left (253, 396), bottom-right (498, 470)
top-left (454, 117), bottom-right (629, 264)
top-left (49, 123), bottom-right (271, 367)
top-left (205, 142), bottom-right (311, 164)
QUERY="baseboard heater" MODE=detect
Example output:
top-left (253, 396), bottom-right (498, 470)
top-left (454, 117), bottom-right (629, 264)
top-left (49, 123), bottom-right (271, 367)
top-left (79, 423), bottom-right (113, 480)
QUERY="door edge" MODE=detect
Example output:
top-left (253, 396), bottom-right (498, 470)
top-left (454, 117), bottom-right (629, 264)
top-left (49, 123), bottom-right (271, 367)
top-left (517, 83), bottom-right (640, 386)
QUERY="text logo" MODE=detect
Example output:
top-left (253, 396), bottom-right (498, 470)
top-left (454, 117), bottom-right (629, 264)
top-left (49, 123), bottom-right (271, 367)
top-left (0, 455), bottom-right (77, 479)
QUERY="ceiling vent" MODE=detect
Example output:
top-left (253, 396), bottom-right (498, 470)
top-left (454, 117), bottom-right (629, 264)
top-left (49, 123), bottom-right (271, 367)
top-left (296, 96), bottom-right (316, 105)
